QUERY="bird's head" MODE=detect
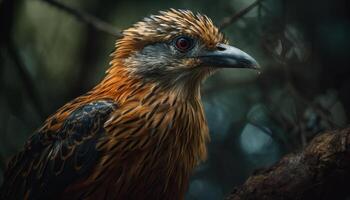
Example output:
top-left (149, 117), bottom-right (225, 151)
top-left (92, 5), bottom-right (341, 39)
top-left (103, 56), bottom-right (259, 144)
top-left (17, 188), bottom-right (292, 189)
top-left (109, 9), bottom-right (259, 95)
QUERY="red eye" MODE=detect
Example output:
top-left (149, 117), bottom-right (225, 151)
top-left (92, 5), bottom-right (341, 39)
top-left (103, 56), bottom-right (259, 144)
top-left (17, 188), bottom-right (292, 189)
top-left (175, 36), bottom-right (193, 52)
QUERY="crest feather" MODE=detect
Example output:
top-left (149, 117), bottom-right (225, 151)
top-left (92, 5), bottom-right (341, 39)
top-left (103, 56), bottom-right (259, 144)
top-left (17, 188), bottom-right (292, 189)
top-left (114, 9), bottom-right (226, 59)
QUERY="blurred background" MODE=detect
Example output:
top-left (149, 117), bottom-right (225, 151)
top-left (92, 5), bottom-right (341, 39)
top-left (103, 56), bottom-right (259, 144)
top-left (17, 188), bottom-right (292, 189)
top-left (1, 0), bottom-right (350, 199)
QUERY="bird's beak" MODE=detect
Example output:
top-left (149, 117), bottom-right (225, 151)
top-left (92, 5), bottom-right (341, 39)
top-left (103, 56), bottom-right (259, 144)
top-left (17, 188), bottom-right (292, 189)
top-left (198, 43), bottom-right (260, 70)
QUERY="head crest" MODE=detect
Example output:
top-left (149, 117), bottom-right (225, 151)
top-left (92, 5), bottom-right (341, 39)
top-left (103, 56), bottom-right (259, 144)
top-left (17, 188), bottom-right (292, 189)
top-left (114, 9), bottom-right (226, 59)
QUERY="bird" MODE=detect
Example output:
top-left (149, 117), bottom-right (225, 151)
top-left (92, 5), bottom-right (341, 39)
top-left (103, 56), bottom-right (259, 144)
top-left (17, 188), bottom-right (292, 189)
top-left (0, 9), bottom-right (259, 200)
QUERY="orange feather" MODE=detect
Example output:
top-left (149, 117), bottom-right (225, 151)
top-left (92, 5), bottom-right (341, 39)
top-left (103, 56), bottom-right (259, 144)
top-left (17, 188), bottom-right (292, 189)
top-left (1, 9), bottom-right (229, 200)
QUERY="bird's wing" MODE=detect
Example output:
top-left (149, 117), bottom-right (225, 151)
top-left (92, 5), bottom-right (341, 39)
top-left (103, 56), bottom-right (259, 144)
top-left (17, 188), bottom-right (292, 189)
top-left (0, 100), bottom-right (117, 200)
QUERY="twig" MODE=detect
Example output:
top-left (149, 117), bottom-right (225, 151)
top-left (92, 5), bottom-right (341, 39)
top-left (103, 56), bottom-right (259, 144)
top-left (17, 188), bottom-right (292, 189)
top-left (40, 0), bottom-right (122, 37)
top-left (219, 0), bottom-right (263, 30)
top-left (249, 121), bottom-right (288, 147)
top-left (41, 0), bottom-right (260, 36)
top-left (6, 39), bottom-right (45, 119)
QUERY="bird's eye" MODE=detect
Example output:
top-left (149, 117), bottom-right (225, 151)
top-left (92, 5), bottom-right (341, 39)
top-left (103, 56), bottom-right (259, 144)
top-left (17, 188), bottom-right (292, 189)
top-left (174, 36), bottom-right (193, 52)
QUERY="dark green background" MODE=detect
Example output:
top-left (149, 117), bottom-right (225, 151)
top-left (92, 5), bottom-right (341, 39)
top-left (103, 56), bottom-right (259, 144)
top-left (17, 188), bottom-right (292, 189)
top-left (1, 0), bottom-right (350, 199)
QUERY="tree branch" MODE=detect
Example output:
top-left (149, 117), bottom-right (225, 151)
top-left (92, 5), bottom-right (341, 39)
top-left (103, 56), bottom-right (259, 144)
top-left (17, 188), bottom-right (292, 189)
top-left (40, 0), bottom-right (262, 36)
top-left (6, 39), bottom-right (45, 119)
top-left (226, 127), bottom-right (350, 200)
top-left (40, 0), bottom-right (122, 37)
top-left (219, 0), bottom-right (263, 30)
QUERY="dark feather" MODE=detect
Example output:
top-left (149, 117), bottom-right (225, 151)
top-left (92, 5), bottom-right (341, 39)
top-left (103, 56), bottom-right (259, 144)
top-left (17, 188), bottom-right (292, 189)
top-left (0, 100), bottom-right (116, 200)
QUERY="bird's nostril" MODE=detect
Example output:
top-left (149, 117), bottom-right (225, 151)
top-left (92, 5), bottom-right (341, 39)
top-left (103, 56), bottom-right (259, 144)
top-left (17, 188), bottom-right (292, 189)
top-left (216, 45), bottom-right (226, 51)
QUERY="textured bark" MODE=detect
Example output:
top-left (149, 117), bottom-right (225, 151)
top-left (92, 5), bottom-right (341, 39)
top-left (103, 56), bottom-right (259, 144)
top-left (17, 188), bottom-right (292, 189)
top-left (227, 127), bottom-right (350, 200)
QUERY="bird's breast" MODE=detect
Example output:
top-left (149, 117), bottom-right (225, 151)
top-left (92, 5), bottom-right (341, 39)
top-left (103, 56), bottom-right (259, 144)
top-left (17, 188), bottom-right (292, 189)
top-left (63, 89), bottom-right (210, 199)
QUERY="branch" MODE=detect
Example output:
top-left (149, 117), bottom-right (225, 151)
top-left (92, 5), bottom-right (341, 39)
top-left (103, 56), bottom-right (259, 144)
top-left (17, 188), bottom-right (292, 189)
top-left (41, 0), bottom-right (261, 36)
top-left (226, 127), bottom-right (350, 200)
top-left (40, 0), bottom-right (122, 37)
top-left (6, 39), bottom-right (45, 119)
top-left (219, 0), bottom-right (263, 30)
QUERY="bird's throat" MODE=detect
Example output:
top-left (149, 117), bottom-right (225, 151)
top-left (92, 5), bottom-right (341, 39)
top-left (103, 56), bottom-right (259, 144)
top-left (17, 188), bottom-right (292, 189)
top-left (94, 64), bottom-right (208, 103)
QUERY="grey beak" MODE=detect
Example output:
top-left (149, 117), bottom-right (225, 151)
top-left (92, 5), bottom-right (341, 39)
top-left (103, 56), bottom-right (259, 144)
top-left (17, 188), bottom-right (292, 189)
top-left (198, 43), bottom-right (260, 70)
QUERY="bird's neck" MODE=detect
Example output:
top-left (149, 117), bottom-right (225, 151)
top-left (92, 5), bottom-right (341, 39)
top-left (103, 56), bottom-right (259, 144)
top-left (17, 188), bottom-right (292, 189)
top-left (91, 65), bottom-right (204, 104)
